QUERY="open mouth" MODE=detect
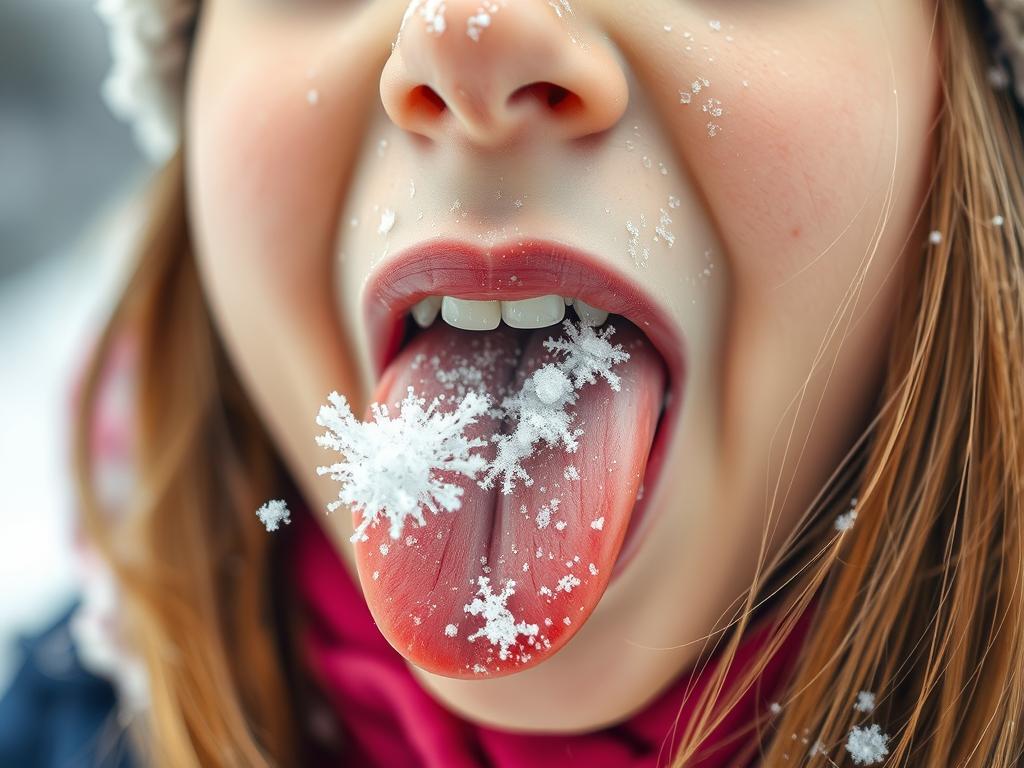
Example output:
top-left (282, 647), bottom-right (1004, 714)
top-left (357, 238), bottom-right (686, 678)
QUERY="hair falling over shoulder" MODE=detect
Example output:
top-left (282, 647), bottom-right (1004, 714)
top-left (73, 0), bottom-right (1024, 765)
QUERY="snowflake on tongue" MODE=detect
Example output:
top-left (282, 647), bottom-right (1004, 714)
top-left (315, 387), bottom-right (490, 543)
top-left (463, 576), bottom-right (539, 662)
top-left (543, 320), bottom-right (631, 392)
top-left (480, 320), bottom-right (630, 495)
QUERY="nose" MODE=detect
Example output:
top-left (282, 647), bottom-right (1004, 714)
top-left (380, 0), bottom-right (628, 148)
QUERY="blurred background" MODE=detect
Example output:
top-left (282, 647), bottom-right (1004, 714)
top-left (0, 0), bottom-right (147, 693)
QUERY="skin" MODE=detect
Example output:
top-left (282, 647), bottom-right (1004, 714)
top-left (185, 0), bottom-right (940, 732)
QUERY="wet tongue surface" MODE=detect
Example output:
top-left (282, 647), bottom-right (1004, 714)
top-left (354, 318), bottom-right (665, 678)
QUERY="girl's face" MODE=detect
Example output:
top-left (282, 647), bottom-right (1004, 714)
top-left (186, 0), bottom-right (939, 731)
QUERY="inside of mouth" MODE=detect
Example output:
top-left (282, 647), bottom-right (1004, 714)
top-left (353, 304), bottom-right (669, 678)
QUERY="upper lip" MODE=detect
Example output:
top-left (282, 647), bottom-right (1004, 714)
top-left (361, 237), bottom-right (687, 388)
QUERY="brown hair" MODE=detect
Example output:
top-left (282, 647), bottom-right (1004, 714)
top-left (74, 0), bottom-right (1024, 765)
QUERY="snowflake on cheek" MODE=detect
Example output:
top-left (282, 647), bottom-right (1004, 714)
top-left (315, 387), bottom-right (490, 543)
top-left (542, 320), bottom-right (631, 391)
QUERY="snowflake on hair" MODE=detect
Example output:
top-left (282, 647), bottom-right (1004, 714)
top-left (846, 723), bottom-right (889, 765)
top-left (543, 320), bottom-right (631, 392)
top-left (316, 387), bottom-right (490, 542)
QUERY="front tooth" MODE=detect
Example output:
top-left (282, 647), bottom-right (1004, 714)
top-left (501, 295), bottom-right (566, 329)
top-left (441, 297), bottom-right (501, 331)
top-left (411, 296), bottom-right (442, 328)
top-left (574, 298), bottom-right (609, 327)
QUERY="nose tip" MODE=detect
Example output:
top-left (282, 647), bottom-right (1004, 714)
top-left (380, 0), bottom-right (628, 148)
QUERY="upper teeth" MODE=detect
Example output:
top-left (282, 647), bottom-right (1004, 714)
top-left (413, 295), bottom-right (610, 331)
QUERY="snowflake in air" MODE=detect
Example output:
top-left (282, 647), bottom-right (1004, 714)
top-left (256, 499), bottom-right (291, 532)
top-left (316, 387), bottom-right (490, 543)
top-left (854, 690), bottom-right (876, 713)
top-left (463, 576), bottom-right (538, 661)
top-left (543, 320), bottom-right (631, 392)
top-left (846, 723), bottom-right (889, 765)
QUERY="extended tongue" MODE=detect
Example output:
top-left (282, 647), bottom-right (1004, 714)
top-left (352, 318), bottom-right (665, 678)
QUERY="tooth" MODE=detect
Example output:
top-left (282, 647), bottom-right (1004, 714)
top-left (441, 297), bottom-right (501, 331)
top-left (574, 298), bottom-right (609, 327)
top-left (563, 296), bottom-right (573, 305)
top-left (501, 295), bottom-right (566, 329)
top-left (411, 296), bottom-right (442, 328)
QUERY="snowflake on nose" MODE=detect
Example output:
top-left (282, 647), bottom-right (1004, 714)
top-left (316, 387), bottom-right (490, 543)
top-left (543, 320), bottom-right (630, 392)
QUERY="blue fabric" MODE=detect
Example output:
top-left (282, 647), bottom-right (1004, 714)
top-left (0, 601), bottom-right (136, 768)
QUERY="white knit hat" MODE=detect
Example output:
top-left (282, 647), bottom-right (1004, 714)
top-left (95, 0), bottom-right (1024, 165)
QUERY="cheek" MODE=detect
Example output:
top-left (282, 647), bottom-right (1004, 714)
top-left (685, 41), bottom-right (899, 298)
top-left (186, 7), bottom-right (387, 300)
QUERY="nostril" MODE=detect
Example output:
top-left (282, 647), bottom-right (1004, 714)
top-left (509, 81), bottom-right (583, 115)
top-left (407, 84), bottom-right (448, 119)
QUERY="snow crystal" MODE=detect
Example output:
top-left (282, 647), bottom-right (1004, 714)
top-left (306, 88), bottom-right (320, 106)
top-left (769, 701), bottom-right (782, 715)
top-left (591, 516), bottom-right (605, 530)
top-left (463, 577), bottom-right (538, 661)
top-left (928, 229), bottom-right (942, 244)
top-left (467, 4), bottom-right (495, 41)
top-left (400, 0), bottom-right (447, 38)
top-left (534, 498), bottom-right (560, 530)
top-left (544, 321), bottom-right (631, 392)
top-left (626, 219), bottom-right (649, 267)
top-left (588, 563), bottom-right (598, 575)
top-left (479, 322), bottom-right (630, 495)
top-left (835, 497), bottom-right (859, 532)
top-left (316, 387), bottom-right (490, 542)
top-left (378, 209), bottom-right (396, 236)
top-left (555, 574), bottom-right (581, 593)
top-left (563, 465), bottom-right (579, 481)
top-left (655, 208), bottom-right (675, 247)
top-left (533, 366), bottom-right (572, 405)
top-left (256, 499), bottom-right (291, 532)
top-left (846, 724), bottom-right (889, 765)
top-left (992, 214), bottom-right (1005, 227)
top-left (444, 623), bottom-right (458, 637)
top-left (809, 739), bottom-right (828, 757)
top-left (854, 690), bottom-right (876, 713)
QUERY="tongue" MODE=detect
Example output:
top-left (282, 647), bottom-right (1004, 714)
top-left (353, 318), bottom-right (665, 678)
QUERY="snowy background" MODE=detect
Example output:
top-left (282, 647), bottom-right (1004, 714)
top-left (0, 0), bottom-right (146, 693)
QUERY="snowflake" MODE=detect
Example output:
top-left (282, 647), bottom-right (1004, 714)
top-left (480, 363), bottom-right (583, 494)
top-left (480, 321), bottom-right (630, 494)
top-left (846, 723), bottom-right (889, 765)
top-left (854, 690), bottom-right (877, 713)
top-left (835, 498), bottom-right (859, 532)
top-left (256, 499), bottom-right (291, 532)
top-left (463, 577), bottom-right (538, 661)
top-left (543, 320), bottom-right (631, 392)
top-left (315, 387), bottom-right (490, 542)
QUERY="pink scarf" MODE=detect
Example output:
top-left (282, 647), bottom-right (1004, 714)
top-left (288, 501), bottom-right (812, 767)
